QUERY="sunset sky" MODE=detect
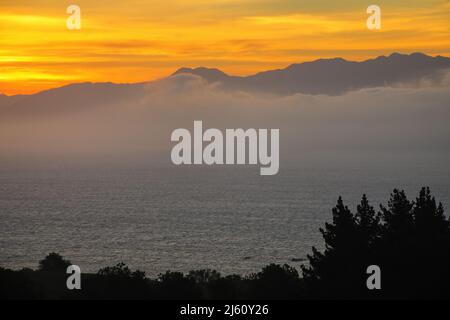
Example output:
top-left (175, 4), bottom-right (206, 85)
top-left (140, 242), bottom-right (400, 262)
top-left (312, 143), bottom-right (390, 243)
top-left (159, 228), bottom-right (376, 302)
top-left (1, 0), bottom-right (449, 95)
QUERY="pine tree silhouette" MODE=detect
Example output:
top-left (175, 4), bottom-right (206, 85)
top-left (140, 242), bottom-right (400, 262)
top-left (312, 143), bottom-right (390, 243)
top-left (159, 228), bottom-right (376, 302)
top-left (302, 187), bottom-right (450, 299)
top-left (302, 196), bottom-right (364, 298)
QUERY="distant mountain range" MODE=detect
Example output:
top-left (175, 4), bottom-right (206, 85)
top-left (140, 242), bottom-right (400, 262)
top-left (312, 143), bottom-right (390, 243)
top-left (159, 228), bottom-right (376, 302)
top-left (1, 53), bottom-right (449, 118)
top-left (173, 52), bottom-right (450, 95)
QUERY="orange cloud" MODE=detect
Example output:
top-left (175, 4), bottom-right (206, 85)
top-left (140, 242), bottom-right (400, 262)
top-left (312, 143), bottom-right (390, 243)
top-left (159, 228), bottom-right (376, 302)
top-left (1, 1), bottom-right (449, 95)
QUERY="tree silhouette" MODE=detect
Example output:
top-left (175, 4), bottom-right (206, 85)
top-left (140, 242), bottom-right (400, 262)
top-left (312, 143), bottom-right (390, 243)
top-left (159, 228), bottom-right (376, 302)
top-left (355, 194), bottom-right (380, 247)
top-left (413, 187), bottom-right (449, 235)
top-left (377, 187), bottom-right (450, 298)
top-left (302, 196), bottom-right (372, 298)
top-left (302, 187), bottom-right (450, 299)
top-left (38, 252), bottom-right (71, 273)
top-left (2, 187), bottom-right (449, 299)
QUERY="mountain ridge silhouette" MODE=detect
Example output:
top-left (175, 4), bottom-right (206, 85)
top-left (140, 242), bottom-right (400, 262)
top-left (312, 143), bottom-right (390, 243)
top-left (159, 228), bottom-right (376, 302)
top-left (172, 52), bottom-right (450, 95)
top-left (1, 52), bottom-right (449, 119)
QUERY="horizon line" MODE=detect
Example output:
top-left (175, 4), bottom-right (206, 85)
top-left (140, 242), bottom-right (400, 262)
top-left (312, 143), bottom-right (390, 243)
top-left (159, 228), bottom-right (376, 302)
top-left (2, 51), bottom-right (448, 97)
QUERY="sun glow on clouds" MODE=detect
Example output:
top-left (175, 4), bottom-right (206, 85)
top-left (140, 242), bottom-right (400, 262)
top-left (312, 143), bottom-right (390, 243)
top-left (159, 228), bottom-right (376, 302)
top-left (0, 0), bottom-right (449, 95)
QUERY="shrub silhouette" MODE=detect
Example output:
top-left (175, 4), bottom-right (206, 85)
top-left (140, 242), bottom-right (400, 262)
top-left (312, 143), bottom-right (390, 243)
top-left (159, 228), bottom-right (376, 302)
top-left (156, 270), bottom-right (201, 299)
top-left (0, 268), bottom-right (39, 299)
top-left (82, 262), bottom-right (153, 299)
top-left (246, 264), bottom-right (303, 299)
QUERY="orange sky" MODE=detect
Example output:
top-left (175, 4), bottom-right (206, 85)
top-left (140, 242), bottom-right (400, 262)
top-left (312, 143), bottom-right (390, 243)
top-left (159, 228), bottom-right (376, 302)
top-left (1, 0), bottom-right (450, 95)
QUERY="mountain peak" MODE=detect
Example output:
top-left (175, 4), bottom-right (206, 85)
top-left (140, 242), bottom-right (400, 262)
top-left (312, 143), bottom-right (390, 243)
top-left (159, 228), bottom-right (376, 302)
top-left (4, 52), bottom-right (449, 100)
top-left (388, 52), bottom-right (429, 59)
top-left (172, 67), bottom-right (229, 79)
top-left (170, 52), bottom-right (450, 95)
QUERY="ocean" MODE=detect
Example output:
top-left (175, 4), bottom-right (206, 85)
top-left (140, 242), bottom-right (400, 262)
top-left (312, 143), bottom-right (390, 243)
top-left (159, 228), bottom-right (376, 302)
top-left (1, 154), bottom-right (449, 276)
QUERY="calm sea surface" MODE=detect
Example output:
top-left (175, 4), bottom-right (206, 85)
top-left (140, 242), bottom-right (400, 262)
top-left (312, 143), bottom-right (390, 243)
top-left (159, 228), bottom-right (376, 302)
top-left (1, 156), bottom-right (449, 276)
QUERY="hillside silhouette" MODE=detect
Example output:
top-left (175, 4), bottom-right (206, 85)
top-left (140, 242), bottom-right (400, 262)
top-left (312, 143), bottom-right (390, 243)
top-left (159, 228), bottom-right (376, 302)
top-left (173, 52), bottom-right (450, 95)
top-left (1, 52), bottom-right (449, 121)
top-left (1, 187), bottom-right (449, 300)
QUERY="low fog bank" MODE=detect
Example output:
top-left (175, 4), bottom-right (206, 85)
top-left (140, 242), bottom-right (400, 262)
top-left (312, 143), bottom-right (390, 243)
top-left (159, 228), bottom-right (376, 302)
top-left (1, 74), bottom-right (449, 168)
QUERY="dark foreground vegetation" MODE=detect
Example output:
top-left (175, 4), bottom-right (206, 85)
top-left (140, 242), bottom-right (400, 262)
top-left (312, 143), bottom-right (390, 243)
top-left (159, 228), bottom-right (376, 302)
top-left (1, 187), bottom-right (450, 300)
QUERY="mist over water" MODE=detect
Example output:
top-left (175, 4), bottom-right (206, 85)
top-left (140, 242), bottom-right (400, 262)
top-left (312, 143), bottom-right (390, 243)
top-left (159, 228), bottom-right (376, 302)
top-left (1, 74), bottom-right (450, 163)
top-left (1, 74), bottom-right (450, 275)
